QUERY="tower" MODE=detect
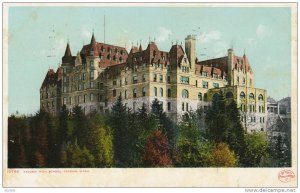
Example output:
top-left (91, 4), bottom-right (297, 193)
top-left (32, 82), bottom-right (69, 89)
top-left (227, 48), bottom-right (234, 86)
top-left (185, 35), bottom-right (196, 69)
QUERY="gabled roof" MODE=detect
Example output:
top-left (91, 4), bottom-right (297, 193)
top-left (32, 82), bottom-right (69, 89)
top-left (41, 67), bottom-right (62, 88)
top-left (80, 34), bottom-right (128, 68)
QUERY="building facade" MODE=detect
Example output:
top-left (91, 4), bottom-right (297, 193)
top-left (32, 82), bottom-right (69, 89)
top-left (40, 34), bottom-right (267, 132)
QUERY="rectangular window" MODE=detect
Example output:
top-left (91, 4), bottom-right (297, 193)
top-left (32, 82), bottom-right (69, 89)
top-left (159, 75), bottom-right (163, 82)
top-left (243, 78), bottom-right (246, 84)
top-left (167, 76), bottom-right (171, 84)
top-left (113, 89), bottom-right (116, 97)
top-left (69, 97), bottom-right (72, 105)
top-left (90, 71), bottom-right (94, 79)
top-left (153, 74), bottom-right (157, 82)
top-left (186, 103), bottom-right (189, 111)
top-left (90, 81), bottom-right (94, 88)
top-left (119, 79), bottom-right (122, 86)
top-left (99, 83), bottom-right (104, 89)
top-left (195, 80), bottom-right (198, 87)
top-left (143, 74), bottom-right (146, 82)
top-left (182, 102), bottom-right (184, 111)
top-left (84, 95), bottom-right (87, 103)
top-left (213, 83), bottom-right (219, 88)
top-left (180, 76), bottom-right (189, 84)
top-left (90, 61), bottom-right (94, 68)
top-left (113, 80), bottom-right (117, 86)
top-left (90, 93), bottom-right (94, 102)
top-left (133, 75), bottom-right (138, 84)
top-left (125, 78), bottom-right (128, 85)
top-left (202, 72), bottom-right (208, 77)
top-left (202, 81), bottom-right (208, 88)
top-left (167, 102), bottom-right (171, 111)
top-left (83, 73), bottom-right (85, 80)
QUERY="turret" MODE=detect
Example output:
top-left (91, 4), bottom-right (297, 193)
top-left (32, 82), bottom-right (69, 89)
top-left (185, 35), bottom-right (196, 69)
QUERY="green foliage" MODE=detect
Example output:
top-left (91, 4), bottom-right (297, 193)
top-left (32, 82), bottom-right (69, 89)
top-left (268, 134), bottom-right (291, 167)
top-left (205, 91), bottom-right (229, 142)
top-left (174, 139), bottom-right (213, 167)
top-left (241, 132), bottom-right (268, 167)
top-left (174, 111), bottom-right (212, 167)
top-left (150, 99), bottom-right (178, 152)
top-left (66, 143), bottom-right (95, 168)
top-left (72, 105), bottom-right (89, 147)
top-left (88, 113), bottom-right (114, 167)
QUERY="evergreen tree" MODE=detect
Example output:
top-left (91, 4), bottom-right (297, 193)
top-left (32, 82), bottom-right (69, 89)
top-left (72, 105), bottom-right (88, 147)
top-left (226, 100), bottom-right (246, 161)
top-left (150, 99), bottom-right (178, 152)
top-left (205, 91), bottom-right (229, 143)
top-left (109, 96), bottom-right (131, 167)
top-left (58, 105), bottom-right (69, 167)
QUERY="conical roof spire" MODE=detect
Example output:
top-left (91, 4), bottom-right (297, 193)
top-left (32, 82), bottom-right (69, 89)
top-left (139, 43), bottom-right (142, 51)
top-left (90, 33), bottom-right (96, 45)
top-left (64, 42), bottom-right (72, 57)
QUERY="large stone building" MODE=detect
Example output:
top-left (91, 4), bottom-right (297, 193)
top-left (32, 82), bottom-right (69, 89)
top-left (40, 34), bottom-right (267, 132)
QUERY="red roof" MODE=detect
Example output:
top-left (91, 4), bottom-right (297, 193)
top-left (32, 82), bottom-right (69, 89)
top-left (41, 67), bottom-right (62, 88)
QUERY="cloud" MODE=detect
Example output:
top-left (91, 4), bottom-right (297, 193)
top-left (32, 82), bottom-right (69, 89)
top-left (247, 24), bottom-right (272, 47)
top-left (247, 38), bottom-right (257, 46)
top-left (256, 24), bottom-right (272, 39)
top-left (198, 30), bottom-right (221, 43)
top-left (156, 27), bottom-right (172, 43)
top-left (81, 25), bottom-right (92, 39)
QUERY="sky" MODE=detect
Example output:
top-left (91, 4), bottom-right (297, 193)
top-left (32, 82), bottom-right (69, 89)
top-left (8, 5), bottom-right (292, 115)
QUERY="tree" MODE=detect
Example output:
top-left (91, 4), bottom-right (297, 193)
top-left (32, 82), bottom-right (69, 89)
top-left (269, 134), bottom-right (290, 167)
top-left (144, 130), bottom-right (172, 167)
top-left (209, 143), bottom-right (238, 167)
top-left (88, 113), bottom-right (114, 167)
top-left (174, 111), bottom-right (212, 167)
top-left (150, 99), bottom-right (178, 153)
top-left (205, 91), bottom-right (229, 143)
top-left (226, 100), bottom-right (246, 160)
top-left (72, 105), bottom-right (89, 147)
top-left (66, 143), bottom-right (95, 168)
top-left (241, 132), bottom-right (268, 167)
top-left (30, 110), bottom-right (51, 167)
top-left (109, 96), bottom-right (131, 167)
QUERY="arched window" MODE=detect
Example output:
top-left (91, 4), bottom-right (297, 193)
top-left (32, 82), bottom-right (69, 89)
top-left (249, 93), bottom-right (255, 99)
top-left (258, 94), bottom-right (264, 100)
top-left (167, 89), bottom-right (171, 97)
top-left (198, 92), bottom-right (202, 101)
top-left (213, 93), bottom-right (219, 101)
top-left (133, 88), bottom-right (137, 98)
top-left (154, 87), bottom-right (157, 97)
top-left (182, 89), bottom-right (189, 98)
top-left (125, 90), bottom-right (128, 99)
top-left (226, 92), bottom-right (233, 98)
top-left (160, 88), bottom-right (163, 97)
top-left (240, 92), bottom-right (245, 99)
